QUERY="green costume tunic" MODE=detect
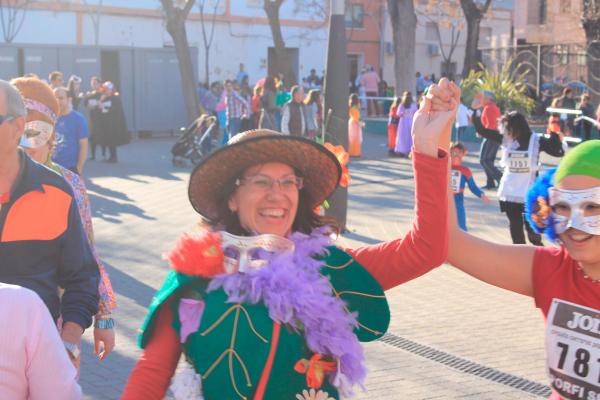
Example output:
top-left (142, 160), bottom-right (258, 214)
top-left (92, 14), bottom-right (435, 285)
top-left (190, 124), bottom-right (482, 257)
top-left (140, 246), bottom-right (390, 400)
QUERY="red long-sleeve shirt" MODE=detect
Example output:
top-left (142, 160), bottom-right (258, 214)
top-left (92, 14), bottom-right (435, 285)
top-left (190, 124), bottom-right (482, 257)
top-left (481, 102), bottom-right (501, 130)
top-left (121, 149), bottom-right (449, 399)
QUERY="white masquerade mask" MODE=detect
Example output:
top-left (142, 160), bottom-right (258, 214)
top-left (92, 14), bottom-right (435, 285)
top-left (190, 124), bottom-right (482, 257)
top-left (549, 187), bottom-right (600, 235)
top-left (19, 120), bottom-right (54, 149)
top-left (219, 231), bottom-right (295, 274)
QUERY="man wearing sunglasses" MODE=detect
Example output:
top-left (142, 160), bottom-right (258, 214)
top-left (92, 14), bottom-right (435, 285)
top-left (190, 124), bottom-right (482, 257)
top-left (0, 81), bottom-right (25, 198)
top-left (0, 78), bottom-right (100, 376)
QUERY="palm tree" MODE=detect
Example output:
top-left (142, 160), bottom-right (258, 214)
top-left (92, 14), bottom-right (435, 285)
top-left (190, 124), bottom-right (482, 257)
top-left (460, 59), bottom-right (535, 115)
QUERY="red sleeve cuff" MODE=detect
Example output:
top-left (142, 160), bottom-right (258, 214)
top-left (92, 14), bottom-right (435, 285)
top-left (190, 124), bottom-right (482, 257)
top-left (411, 149), bottom-right (449, 172)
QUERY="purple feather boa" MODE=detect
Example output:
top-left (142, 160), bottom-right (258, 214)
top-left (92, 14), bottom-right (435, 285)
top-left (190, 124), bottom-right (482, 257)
top-left (207, 227), bottom-right (366, 396)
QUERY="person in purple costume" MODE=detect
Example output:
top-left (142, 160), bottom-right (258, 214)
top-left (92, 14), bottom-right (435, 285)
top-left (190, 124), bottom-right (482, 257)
top-left (394, 91), bottom-right (418, 157)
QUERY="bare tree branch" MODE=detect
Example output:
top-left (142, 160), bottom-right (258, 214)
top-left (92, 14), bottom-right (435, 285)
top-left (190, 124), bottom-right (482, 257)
top-left (582, 0), bottom-right (600, 41)
top-left (198, 0), bottom-right (218, 48)
top-left (432, 20), bottom-right (449, 61)
top-left (161, 0), bottom-right (174, 14)
top-left (418, 0), bottom-right (464, 76)
top-left (294, 0), bottom-right (328, 21)
top-left (198, 0), bottom-right (220, 84)
top-left (0, 0), bottom-right (31, 43)
top-left (165, 0), bottom-right (196, 16)
top-left (448, 26), bottom-right (461, 61)
top-left (182, 0), bottom-right (195, 17)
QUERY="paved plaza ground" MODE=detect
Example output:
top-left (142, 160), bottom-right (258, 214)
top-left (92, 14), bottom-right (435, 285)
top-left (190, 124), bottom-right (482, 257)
top-left (78, 130), bottom-right (559, 399)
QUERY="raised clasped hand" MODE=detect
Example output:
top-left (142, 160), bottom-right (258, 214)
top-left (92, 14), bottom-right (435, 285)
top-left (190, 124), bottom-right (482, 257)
top-left (412, 77), bottom-right (461, 157)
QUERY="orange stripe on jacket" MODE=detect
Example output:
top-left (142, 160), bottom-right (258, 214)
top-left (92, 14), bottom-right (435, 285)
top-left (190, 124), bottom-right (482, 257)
top-left (1, 185), bottom-right (71, 242)
top-left (254, 321), bottom-right (281, 400)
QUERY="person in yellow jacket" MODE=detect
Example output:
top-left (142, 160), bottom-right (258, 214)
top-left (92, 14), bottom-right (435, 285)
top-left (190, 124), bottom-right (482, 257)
top-left (348, 93), bottom-right (362, 157)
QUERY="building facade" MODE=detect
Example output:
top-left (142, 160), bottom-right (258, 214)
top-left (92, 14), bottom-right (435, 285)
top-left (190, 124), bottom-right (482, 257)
top-left (507, 0), bottom-right (588, 95)
top-left (2, 0), bottom-right (330, 86)
top-left (344, 1), bottom-right (387, 88)
top-left (342, 0), bottom-right (513, 90)
top-left (514, 0), bottom-right (585, 45)
top-left (0, 0), bottom-right (333, 131)
top-left (1, 0), bottom-right (518, 99)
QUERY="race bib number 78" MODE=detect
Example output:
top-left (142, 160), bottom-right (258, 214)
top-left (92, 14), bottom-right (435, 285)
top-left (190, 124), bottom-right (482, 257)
top-left (546, 299), bottom-right (600, 400)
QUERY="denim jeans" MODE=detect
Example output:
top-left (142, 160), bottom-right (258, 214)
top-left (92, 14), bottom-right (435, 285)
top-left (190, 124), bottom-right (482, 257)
top-left (479, 139), bottom-right (502, 187)
top-left (226, 117), bottom-right (242, 142)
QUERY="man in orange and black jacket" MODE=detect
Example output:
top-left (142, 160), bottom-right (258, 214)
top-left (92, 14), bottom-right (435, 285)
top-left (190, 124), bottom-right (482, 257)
top-left (0, 79), bottom-right (99, 366)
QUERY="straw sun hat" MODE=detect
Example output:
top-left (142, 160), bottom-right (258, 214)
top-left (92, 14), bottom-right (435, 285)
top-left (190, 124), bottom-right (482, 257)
top-left (188, 129), bottom-right (342, 220)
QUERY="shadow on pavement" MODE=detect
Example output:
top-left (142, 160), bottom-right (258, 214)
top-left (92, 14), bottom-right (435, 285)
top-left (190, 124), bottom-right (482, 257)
top-left (341, 230), bottom-right (381, 245)
top-left (80, 338), bottom-right (136, 399)
top-left (102, 260), bottom-right (158, 309)
top-left (85, 180), bottom-right (134, 202)
top-left (88, 193), bottom-right (156, 223)
top-left (85, 139), bottom-right (187, 182)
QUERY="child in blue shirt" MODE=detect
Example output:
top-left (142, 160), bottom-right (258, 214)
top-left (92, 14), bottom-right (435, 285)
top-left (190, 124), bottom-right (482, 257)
top-left (451, 142), bottom-right (490, 231)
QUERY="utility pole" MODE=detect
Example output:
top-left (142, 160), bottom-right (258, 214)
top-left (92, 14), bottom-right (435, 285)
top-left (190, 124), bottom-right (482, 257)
top-left (323, 0), bottom-right (349, 231)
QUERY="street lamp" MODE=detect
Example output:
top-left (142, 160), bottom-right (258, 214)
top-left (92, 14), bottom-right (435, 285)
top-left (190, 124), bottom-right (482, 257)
top-left (323, 0), bottom-right (350, 231)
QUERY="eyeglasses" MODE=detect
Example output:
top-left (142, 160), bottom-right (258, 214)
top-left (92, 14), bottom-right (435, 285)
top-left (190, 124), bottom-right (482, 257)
top-left (0, 114), bottom-right (15, 125)
top-left (235, 174), bottom-right (304, 192)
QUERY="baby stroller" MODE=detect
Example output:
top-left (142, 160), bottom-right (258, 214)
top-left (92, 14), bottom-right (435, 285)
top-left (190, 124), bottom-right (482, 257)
top-left (198, 121), bottom-right (219, 157)
top-left (171, 117), bottom-right (205, 166)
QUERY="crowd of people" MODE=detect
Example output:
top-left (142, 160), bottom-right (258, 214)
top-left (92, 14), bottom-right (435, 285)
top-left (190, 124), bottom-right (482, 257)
top-left (182, 67), bottom-right (332, 165)
top-left (545, 86), bottom-right (600, 141)
top-left (0, 62), bottom-right (599, 400)
top-left (0, 76), bottom-right (116, 398)
top-left (383, 77), bottom-right (600, 247)
top-left (195, 67), bottom-right (326, 144)
top-left (189, 67), bottom-right (449, 164)
top-left (47, 71), bottom-right (129, 166)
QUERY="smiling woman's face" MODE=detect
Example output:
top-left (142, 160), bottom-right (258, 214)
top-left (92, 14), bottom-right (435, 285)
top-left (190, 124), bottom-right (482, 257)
top-left (228, 162), bottom-right (300, 237)
top-left (555, 174), bottom-right (600, 267)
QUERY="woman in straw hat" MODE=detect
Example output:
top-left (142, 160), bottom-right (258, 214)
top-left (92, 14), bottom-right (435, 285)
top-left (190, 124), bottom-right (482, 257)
top-left (430, 82), bottom-right (600, 400)
top-left (122, 79), bottom-right (459, 400)
top-left (12, 76), bottom-right (117, 360)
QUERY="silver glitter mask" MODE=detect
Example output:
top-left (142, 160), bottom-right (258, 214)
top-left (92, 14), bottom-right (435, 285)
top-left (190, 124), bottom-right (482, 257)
top-left (219, 231), bottom-right (295, 274)
top-left (549, 186), bottom-right (600, 235)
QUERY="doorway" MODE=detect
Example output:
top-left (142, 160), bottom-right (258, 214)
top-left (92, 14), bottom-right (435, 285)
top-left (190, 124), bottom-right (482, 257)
top-left (101, 50), bottom-right (121, 91)
top-left (348, 53), bottom-right (362, 93)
